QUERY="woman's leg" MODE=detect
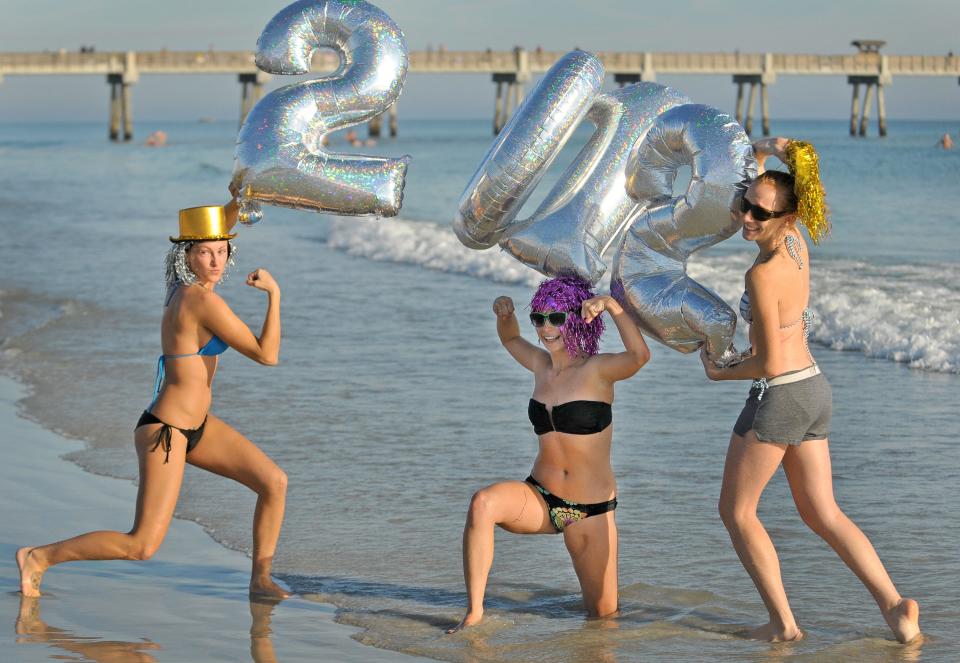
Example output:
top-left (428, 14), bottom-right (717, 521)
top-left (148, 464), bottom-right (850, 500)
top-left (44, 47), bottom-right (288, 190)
top-left (782, 439), bottom-right (920, 643)
top-left (184, 414), bottom-right (289, 598)
top-left (447, 480), bottom-right (555, 633)
top-left (563, 511), bottom-right (618, 618)
top-left (16, 424), bottom-right (187, 597)
top-left (718, 431), bottom-right (801, 641)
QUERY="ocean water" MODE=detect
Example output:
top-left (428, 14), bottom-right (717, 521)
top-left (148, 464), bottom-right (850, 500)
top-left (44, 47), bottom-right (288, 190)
top-left (0, 116), bottom-right (958, 663)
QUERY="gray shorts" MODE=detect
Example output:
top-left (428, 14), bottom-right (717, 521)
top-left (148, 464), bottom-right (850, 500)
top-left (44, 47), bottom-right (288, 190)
top-left (733, 370), bottom-right (832, 445)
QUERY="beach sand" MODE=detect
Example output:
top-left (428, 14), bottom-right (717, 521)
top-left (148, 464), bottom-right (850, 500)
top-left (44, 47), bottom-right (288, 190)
top-left (0, 376), bottom-right (430, 663)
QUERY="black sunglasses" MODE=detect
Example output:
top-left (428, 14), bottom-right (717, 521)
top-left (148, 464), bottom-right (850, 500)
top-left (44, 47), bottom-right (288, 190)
top-left (529, 311), bottom-right (570, 327)
top-left (740, 196), bottom-right (791, 222)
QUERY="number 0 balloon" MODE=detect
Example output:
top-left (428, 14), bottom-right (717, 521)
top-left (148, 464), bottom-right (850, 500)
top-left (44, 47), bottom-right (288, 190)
top-left (233, 0), bottom-right (410, 223)
top-left (612, 104), bottom-right (757, 361)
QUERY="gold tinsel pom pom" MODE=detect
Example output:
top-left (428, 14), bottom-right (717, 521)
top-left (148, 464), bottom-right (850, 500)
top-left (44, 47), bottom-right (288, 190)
top-left (785, 140), bottom-right (830, 244)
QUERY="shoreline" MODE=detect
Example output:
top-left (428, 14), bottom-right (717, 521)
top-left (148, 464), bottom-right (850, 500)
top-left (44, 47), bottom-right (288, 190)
top-left (0, 374), bottom-right (430, 663)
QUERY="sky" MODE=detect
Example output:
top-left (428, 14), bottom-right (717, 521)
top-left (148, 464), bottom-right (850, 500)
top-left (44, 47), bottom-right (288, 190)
top-left (1, 0), bottom-right (958, 123)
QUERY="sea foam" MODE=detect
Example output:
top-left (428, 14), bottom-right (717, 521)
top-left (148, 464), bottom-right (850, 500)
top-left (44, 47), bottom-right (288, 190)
top-left (328, 217), bottom-right (960, 374)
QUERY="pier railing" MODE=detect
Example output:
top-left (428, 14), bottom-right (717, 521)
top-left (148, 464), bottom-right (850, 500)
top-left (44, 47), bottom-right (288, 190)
top-left (2, 48), bottom-right (957, 140)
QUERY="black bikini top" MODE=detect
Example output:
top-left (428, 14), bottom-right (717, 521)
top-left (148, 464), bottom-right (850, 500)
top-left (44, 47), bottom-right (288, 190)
top-left (528, 399), bottom-right (612, 436)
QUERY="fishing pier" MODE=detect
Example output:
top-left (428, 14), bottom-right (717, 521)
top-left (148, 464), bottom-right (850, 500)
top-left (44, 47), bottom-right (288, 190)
top-left (1, 41), bottom-right (957, 140)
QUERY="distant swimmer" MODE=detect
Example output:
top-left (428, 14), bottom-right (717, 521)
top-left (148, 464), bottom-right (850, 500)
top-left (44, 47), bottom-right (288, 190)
top-left (145, 130), bottom-right (168, 147)
top-left (938, 133), bottom-right (953, 149)
top-left (344, 130), bottom-right (363, 147)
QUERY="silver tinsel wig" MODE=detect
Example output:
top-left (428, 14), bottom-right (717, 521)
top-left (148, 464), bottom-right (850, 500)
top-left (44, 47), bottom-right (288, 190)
top-left (164, 241), bottom-right (236, 301)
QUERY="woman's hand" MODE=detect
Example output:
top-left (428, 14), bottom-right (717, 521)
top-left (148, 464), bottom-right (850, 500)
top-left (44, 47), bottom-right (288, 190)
top-left (493, 296), bottom-right (515, 320)
top-left (580, 295), bottom-right (622, 324)
top-left (246, 268), bottom-right (279, 295)
top-left (700, 347), bottom-right (723, 381)
top-left (751, 137), bottom-right (791, 173)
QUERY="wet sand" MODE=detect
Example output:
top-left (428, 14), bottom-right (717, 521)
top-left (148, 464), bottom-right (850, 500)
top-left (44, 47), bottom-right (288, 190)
top-left (0, 375), bottom-right (430, 663)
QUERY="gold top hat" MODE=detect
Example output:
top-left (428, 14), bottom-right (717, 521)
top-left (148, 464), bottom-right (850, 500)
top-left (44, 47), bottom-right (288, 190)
top-left (170, 206), bottom-right (238, 243)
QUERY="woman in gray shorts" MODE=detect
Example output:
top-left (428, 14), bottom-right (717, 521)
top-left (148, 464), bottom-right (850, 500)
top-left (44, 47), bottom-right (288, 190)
top-left (699, 138), bottom-right (920, 643)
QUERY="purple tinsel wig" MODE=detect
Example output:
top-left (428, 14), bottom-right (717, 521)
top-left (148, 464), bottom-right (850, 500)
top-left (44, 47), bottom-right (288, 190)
top-left (530, 275), bottom-right (605, 358)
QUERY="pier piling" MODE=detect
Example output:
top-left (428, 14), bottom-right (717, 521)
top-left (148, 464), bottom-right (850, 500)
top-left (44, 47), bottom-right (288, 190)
top-left (108, 75), bottom-right (121, 141)
top-left (849, 80), bottom-right (861, 135)
top-left (735, 81), bottom-right (745, 125)
top-left (492, 73), bottom-right (516, 135)
top-left (760, 83), bottom-right (770, 136)
top-left (876, 83), bottom-right (887, 136)
top-left (238, 71), bottom-right (268, 128)
top-left (859, 81), bottom-right (875, 136)
top-left (847, 41), bottom-right (890, 137)
top-left (493, 79), bottom-right (505, 134)
top-left (106, 73), bottom-right (135, 142)
top-left (734, 74), bottom-right (765, 136)
top-left (368, 112), bottom-right (382, 137)
top-left (734, 61), bottom-right (774, 136)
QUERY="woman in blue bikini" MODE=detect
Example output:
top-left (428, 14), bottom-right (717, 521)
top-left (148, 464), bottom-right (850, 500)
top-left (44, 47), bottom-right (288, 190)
top-left (449, 276), bottom-right (650, 632)
top-left (17, 202), bottom-right (290, 599)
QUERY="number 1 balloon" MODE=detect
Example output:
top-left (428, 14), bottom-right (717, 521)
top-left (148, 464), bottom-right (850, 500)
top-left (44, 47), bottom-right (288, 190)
top-left (453, 50), bottom-right (605, 249)
top-left (233, 0), bottom-right (410, 224)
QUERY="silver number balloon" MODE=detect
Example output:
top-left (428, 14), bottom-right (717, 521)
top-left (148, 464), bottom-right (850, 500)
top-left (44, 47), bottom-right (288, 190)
top-left (611, 104), bottom-right (757, 360)
top-left (499, 83), bottom-right (691, 284)
top-left (233, 0), bottom-right (409, 223)
top-left (453, 50), bottom-right (605, 249)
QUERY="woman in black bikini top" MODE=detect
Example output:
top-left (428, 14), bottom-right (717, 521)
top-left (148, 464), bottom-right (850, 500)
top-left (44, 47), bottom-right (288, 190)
top-left (448, 275), bottom-right (651, 633)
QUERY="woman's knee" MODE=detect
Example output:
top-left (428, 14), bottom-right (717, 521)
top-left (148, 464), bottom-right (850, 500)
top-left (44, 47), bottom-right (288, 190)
top-left (718, 496), bottom-right (756, 530)
top-left (127, 533), bottom-right (165, 561)
top-left (256, 465), bottom-right (288, 498)
top-left (467, 488), bottom-right (498, 525)
top-left (795, 498), bottom-right (843, 537)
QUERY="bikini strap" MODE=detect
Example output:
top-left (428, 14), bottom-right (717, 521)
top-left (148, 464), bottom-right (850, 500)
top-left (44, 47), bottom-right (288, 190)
top-left (153, 355), bottom-right (165, 401)
top-left (149, 423), bottom-right (174, 464)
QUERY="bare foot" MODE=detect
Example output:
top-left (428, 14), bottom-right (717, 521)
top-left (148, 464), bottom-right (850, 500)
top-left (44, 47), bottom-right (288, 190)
top-left (446, 611), bottom-right (483, 634)
top-left (744, 621), bottom-right (804, 642)
top-left (16, 548), bottom-right (44, 598)
top-left (884, 598), bottom-right (921, 644)
top-left (249, 577), bottom-right (290, 600)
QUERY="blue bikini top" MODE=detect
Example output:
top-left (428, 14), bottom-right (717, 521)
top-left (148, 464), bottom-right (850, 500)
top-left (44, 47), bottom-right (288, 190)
top-left (528, 399), bottom-right (612, 436)
top-left (152, 334), bottom-right (228, 401)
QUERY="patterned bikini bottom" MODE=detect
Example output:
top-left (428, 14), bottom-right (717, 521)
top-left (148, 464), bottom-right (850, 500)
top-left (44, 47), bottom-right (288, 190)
top-left (524, 475), bottom-right (618, 533)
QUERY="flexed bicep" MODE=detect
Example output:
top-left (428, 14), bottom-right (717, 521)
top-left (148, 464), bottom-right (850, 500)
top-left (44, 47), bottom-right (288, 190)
top-left (196, 294), bottom-right (273, 365)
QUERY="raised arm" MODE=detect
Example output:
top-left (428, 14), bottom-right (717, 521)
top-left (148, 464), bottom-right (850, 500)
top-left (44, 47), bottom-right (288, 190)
top-left (225, 181), bottom-right (240, 232)
top-left (493, 296), bottom-right (547, 372)
top-left (224, 197), bottom-right (239, 233)
top-left (196, 269), bottom-right (281, 366)
top-left (751, 136), bottom-right (791, 175)
top-left (701, 266), bottom-right (784, 381)
top-left (581, 295), bottom-right (650, 382)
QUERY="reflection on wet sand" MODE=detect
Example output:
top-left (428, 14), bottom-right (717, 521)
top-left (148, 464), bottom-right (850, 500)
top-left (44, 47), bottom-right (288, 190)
top-left (454, 611), bottom-right (619, 663)
top-left (15, 595), bottom-right (290, 663)
top-left (15, 595), bottom-right (161, 663)
top-left (249, 595), bottom-right (283, 663)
